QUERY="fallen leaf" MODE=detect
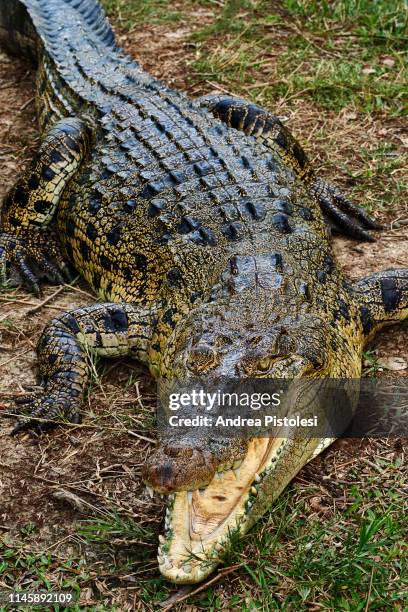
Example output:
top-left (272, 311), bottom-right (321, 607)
top-left (380, 56), bottom-right (395, 68)
top-left (52, 489), bottom-right (87, 512)
top-left (379, 356), bottom-right (407, 371)
top-left (310, 495), bottom-right (330, 513)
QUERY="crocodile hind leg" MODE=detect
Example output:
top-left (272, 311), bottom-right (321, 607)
top-left (0, 117), bottom-right (91, 295)
top-left (198, 95), bottom-right (381, 241)
top-left (11, 302), bottom-right (154, 434)
top-left (353, 269), bottom-right (408, 342)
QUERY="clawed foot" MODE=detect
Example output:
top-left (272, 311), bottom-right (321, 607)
top-left (9, 389), bottom-right (81, 435)
top-left (0, 229), bottom-right (73, 296)
top-left (312, 178), bottom-right (383, 242)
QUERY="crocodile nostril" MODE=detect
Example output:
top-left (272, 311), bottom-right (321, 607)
top-left (164, 445), bottom-right (194, 459)
top-left (142, 445), bottom-right (217, 494)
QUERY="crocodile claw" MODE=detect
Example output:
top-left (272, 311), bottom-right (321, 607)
top-left (312, 178), bottom-right (383, 242)
top-left (0, 230), bottom-right (72, 296)
top-left (10, 390), bottom-right (81, 435)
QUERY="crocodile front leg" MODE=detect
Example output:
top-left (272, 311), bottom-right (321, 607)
top-left (198, 95), bottom-right (381, 241)
top-left (11, 302), bottom-right (154, 434)
top-left (0, 117), bottom-right (91, 295)
top-left (353, 269), bottom-right (408, 342)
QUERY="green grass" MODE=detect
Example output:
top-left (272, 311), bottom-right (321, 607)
top-left (77, 513), bottom-right (154, 547)
top-left (285, 0), bottom-right (408, 38)
top-left (0, 531), bottom-right (88, 612)
top-left (3, 474), bottom-right (406, 609)
top-left (102, 0), bottom-right (183, 27)
top-left (193, 1), bottom-right (406, 115)
top-left (0, 279), bottom-right (13, 293)
top-left (362, 350), bottom-right (384, 375)
top-left (101, 0), bottom-right (407, 114)
top-left (72, 473), bottom-right (407, 609)
top-left (237, 492), bottom-right (407, 609)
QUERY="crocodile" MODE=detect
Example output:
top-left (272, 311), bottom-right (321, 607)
top-left (0, 0), bottom-right (407, 585)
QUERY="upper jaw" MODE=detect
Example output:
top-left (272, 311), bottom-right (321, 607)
top-left (142, 437), bottom-right (248, 494)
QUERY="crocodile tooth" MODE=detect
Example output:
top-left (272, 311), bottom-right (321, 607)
top-left (187, 490), bottom-right (193, 503)
top-left (233, 459), bottom-right (243, 469)
top-left (165, 517), bottom-right (170, 530)
top-left (251, 486), bottom-right (258, 496)
top-left (168, 494), bottom-right (175, 502)
top-left (158, 534), bottom-right (166, 544)
top-left (233, 467), bottom-right (241, 479)
top-left (165, 507), bottom-right (171, 519)
top-left (254, 473), bottom-right (261, 483)
top-left (146, 485), bottom-right (154, 498)
top-left (157, 554), bottom-right (164, 564)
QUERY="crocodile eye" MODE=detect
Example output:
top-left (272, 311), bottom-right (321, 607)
top-left (257, 358), bottom-right (271, 373)
top-left (187, 345), bottom-right (218, 374)
top-left (253, 353), bottom-right (283, 375)
top-left (217, 334), bottom-right (233, 346)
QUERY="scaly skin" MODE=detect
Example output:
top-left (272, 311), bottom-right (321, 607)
top-left (0, 0), bottom-right (407, 584)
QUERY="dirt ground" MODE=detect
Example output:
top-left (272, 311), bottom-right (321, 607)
top-left (0, 14), bottom-right (407, 611)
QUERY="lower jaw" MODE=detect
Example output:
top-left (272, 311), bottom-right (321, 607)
top-left (157, 436), bottom-right (334, 583)
top-left (156, 437), bottom-right (303, 583)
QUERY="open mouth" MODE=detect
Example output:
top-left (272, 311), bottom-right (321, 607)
top-left (155, 436), bottom-right (316, 583)
top-left (156, 435), bottom-right (334, 583)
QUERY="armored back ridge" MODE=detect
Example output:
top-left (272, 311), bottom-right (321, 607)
top-left (0, 0), bottom-right (407, 584)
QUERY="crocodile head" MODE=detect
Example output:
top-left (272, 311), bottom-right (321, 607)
top-left (143, 293), bottom-right (358, 583)
top-left (143, 307), bottom-right (325, 494)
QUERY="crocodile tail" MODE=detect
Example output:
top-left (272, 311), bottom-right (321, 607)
top-left (0, 0), bottom-right (116, 61)
top-left (53, 0), bottom-right (116, 48)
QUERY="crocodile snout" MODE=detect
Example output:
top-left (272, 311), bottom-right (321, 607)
top-left (142, 444), bottom-right (217, 494)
